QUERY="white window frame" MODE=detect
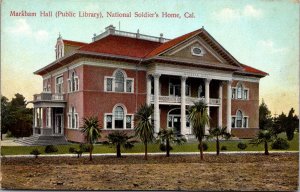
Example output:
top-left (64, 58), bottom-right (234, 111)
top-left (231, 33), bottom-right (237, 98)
top-left (243, 88), bottom-right (249, 100)
top-left (68, 72), bottom-right (79, 93)
top-left (67, 107), bottom-right (79, 129)
top-left (104, 70), bottom-right (134, 93)
top-left (191, 46), bottom-right (205, 57)
top-left (103, 105), bottom-right (134, 130)
top-left (55, 75), bottom-right (64, 94)
top-left (232, 110), bottom-right (248, 128)
top-left (232, 82), bottom-right (249, 100)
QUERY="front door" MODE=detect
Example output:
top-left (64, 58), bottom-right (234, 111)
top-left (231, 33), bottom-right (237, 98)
top-left (173, 116), bottom-right (181, 135)
top-left (55, 114), bottom-right (63, 134)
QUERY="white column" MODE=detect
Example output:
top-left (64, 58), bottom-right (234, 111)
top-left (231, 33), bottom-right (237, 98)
top-left (218, 82), bottom-right (223, 128)
top-left (181, 76), bottom-right (187, 135)
top-left (227, 80), bottom-right (232, 133)
top-left (153, 74), bottom-right (160, 133)
top-left (146, 75), bottom-right (151, 105)
top-left (205, 78), bottom-right (211, 134)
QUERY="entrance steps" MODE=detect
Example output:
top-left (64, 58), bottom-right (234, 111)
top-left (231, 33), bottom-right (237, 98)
top-left (14, 135), bottom-right (69, 146)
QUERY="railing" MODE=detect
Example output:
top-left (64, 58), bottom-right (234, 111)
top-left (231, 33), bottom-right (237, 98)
top-left (33, 92), bottom-right (65, 102)
top-left (150, 95), bottom-right (220, 105)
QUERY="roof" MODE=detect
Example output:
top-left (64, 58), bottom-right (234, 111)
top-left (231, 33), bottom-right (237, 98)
top-left (146, 29), bottom-right (201, 58)
top-left (240, 64), bottom-right (269, 76)
top-left (79, 35), bottom-right (162, 58)
top-left (35, 28), bottom-right (268, 77)
top-left (63, 39), bottom-right (87, 47)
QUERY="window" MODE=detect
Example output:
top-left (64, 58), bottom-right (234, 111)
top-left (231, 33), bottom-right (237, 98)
top-left (185, 85), bottom-right (191, 96)
top-left (104, 105), bottom-right (133, 129)
top-left (232, 88), bottom-right (236, 99)
top-left (68, 106), bottom-right (78, 129)
top-left (169, 84), bottom-right (189, 96)
top-left (115, 71), bottom-right (124, 92)
top-left (244, 89), bottom-right (248, 100)
top-left (232, 117), bottom-right (236, 128)
top-left (68, 72), bottom-right (79, 92)
top-left (191, 46), bottom-right (205, 56)
top-left (237, 84), bottom-right (243, 99)
top-left (106, 115), bottom-right (112, 129)
top-left (105, 69), bottom-right (133, 93)
top-left (114, 106), bottom-right (124, 128)
top-left (198, 85), bottom-right (203, 98)
top-left (232, 110), bottom-right (248, 128)
top-left (56, 76), bottom-right (63, 94)
top-left (126, 115), bottom-right (132, 128)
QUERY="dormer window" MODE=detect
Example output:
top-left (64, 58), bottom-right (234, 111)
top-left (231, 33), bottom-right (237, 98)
top-left (191, 46), bottom-right (205, 56)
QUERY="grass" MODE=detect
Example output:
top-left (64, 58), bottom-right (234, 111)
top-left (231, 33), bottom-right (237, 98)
top-left (1, 132), bottom-right (298, 156)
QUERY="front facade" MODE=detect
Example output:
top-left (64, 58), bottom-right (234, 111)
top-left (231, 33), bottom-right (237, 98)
top-left (32, 25), bottom-right (267, 143)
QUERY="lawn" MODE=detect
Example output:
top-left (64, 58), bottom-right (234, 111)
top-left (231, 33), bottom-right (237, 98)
top-left (1, 132), bottom-right (298, 155)
top-left (1, 153), bottom-right (298, 191)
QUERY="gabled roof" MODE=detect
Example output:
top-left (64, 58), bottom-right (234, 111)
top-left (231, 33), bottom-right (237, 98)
top-left (79, 35), bottom-right (162, 58)
top-left (239, 64), bottom-right (269, 76)
top-left (63, 39), bottom-right (87, 47)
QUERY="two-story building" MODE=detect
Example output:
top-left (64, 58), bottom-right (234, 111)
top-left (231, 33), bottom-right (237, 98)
top-left (32, 25), bottom-right (267, 143)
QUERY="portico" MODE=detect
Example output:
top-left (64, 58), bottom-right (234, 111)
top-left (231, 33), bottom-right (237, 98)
top-left (146, 64), bottom-right (233, 136)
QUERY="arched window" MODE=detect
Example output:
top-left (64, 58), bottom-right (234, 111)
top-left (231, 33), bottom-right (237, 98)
top-left (236, 110), bottom-right (243, 127)
top-left (115, 71), bottom-right (124, 92)
top-left (104, 104), bottom-right (134, 129)
top-left (68, 106), bottom-right (78, 129)
top-left (68, 71), bottom-right (79, 92)
top-left (71, 72), bottom-right (75, 91)
top-left (114, 106), bottom-right (124, 128)
top-left (104, 69), bottom-right (134, 93)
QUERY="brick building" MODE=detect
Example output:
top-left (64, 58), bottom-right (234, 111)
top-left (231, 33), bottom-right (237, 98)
top-left (32, 25), bottom-right (267, 143)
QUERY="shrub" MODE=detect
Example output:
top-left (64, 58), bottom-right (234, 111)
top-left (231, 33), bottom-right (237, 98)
top-left (69, 147), bottom-right (76, 153)
top-left (237, 142), bottom-right (247, 150)
top-left (271, 138), bottom-right (290, 150)
top-left (30, 149), bottom-right (41, 158)
top-left (79, 144), bottom-right (90, 152)
top-left (124, 142), bottom-right (134, 149)
top-left (221, 146), bottom-right (227, 151)
top-left (198, 142), bottom-right (208, 151)
top-left (69, 147), bottom-right (83, 158)
top-left (44, 145), bottom-right (58, 153)
top-left (159, 143), bottom-right (173, 151)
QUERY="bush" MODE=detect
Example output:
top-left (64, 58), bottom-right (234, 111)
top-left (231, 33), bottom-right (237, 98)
top-left (237, 142), bottom-right (247, 150)
top-left (159, 143), bottom-right (173, 151)
top-left (198, 142), bottom-right (208, 151)
top-left (79, 144), bottom-right (91, 152)
top-left (124, 142), bottom-right (134, 149)
top-left (271, 138), bottom-right (290, 150)
top-left (30, 149), bottom-right (41, 158)
top-left (221, 146), bottom-right (227, 151)
top-left (44, 145), bottom-right (58, 153)
top-left (69, 147), bottom-right (76, 153)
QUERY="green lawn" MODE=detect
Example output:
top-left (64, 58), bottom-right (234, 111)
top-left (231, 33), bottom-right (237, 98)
top-left (1, 133), bottom-right (298, 156)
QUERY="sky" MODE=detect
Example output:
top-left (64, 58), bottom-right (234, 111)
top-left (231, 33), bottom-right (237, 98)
top-left (1, 0), bottom-right (299, 116)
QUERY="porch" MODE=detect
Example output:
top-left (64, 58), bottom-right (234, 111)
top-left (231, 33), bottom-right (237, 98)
top-left (32, 92), bottom-right (66, 136)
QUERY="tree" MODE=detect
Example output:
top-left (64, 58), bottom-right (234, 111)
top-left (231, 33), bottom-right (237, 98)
top-left (134, 104), bottom-right (154, 160)
top-left (272, 112), bottom-right (286, 136)
top-left (188, 101), bottom-right (210, 160)
top-left (259, 100), bottom-right (273, 130)
top-left (208, 127), bottom-right (231, 155)
top-left (157, 128), bottom-right (186, 157)
top-left (285, 108), bottom-right (298, 140)
top-left (250, 130), bottom-right (273, 155)
top-left (107, 131), bottom-right (134, 158)
top-left (1, 94), bottom-right (33, 138)
top-left (81, 116), bottom-right (101, 161)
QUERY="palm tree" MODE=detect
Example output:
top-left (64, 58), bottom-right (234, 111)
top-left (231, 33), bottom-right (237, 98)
top-left (107, 131), bottom-right (134, 158)
top-left (208, 127), bottom-right (231, 155)
top-left (134, 104), bottom-right (154, 160)
top-left (188, 101), bottom-right (209, 160)
top-left (81, 116), bottom-right (101, 161)
top-left (157, 128), bottom-right (186, 157)
top-left (250, 129), bottom-right (273, 155)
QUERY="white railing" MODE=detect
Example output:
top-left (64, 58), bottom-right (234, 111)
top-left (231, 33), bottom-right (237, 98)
top-left (34, 93), bottom-right (64, 101)
top-left (150, 95), bottom-right (220, 105)
top-left (52, 94), bottom-right (64, 101)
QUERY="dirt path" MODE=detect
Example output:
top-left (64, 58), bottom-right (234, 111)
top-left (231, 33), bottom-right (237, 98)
top-left (1, 153), bottom-right (298, 191)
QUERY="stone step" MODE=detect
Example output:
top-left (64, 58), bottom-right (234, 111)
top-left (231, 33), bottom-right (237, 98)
top-left (14, 135), bottom-right (69, 146)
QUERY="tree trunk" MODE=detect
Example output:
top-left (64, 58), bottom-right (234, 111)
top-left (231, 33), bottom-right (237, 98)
top-left (144, 141), bottom-right (148, 160)
top-left (89, 144), bottom-right (93, 161)
top-left (264, 141), bottom-right (269, 155)
top-left (216, 136), bottom-right (220, 155)
top-left (117, 144), bottom-right (121, 158)
top-left (199, 139), bottom-right (204, 160)
top-left (166, 138), bottom-right (170, 157)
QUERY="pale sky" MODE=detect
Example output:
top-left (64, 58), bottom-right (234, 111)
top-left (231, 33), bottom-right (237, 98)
top-left (1, 0), bottom-right (299, 115)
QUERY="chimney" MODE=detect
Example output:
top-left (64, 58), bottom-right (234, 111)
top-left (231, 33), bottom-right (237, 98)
top-left (159, 33), bottom-right (164, 43)
top-left (105, 25), bottom-right (116, 34)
